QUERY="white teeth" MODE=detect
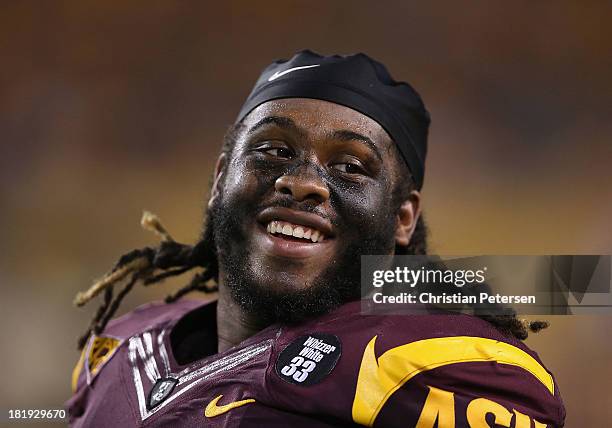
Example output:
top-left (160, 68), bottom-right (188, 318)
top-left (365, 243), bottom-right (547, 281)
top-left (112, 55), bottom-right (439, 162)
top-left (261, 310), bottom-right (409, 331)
top-left (293, 227), bottom-right (304, 238)
top-left (266, 220), bottom-right (325, 243)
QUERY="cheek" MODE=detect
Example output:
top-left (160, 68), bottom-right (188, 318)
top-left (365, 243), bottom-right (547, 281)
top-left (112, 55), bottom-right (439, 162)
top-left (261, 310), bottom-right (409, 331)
top-left (222, 157), bottom-right (278, 202)
top-left (328, 177), bottom-right (395, 231)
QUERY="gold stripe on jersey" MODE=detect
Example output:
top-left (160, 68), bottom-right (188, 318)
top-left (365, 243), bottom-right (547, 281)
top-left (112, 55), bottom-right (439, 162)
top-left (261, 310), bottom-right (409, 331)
top-left (352, 335), bottom-right (555, 427)
top-left (71, 346), bottom-right (87, 393)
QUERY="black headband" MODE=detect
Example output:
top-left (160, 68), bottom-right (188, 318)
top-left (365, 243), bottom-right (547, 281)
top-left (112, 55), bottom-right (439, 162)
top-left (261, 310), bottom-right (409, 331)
top-left (236, 50), bottom-right (431, 189)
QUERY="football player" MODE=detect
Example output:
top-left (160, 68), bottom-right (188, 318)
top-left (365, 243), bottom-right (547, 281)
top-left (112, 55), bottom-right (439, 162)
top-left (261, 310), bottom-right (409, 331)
top-left (67, 50), bottom-right (565, 427)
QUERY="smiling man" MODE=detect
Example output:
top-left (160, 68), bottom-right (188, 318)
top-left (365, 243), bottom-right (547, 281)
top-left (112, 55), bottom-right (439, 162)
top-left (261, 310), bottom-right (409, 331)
top-left (67, 51), bottom-right (565, 427)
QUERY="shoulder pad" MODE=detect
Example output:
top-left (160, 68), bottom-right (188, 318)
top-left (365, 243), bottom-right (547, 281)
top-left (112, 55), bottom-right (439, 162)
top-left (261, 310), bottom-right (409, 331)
top-left (70, 298), bottom-right (210, 393)
top-left (350, 315), bottom-right (564, 427)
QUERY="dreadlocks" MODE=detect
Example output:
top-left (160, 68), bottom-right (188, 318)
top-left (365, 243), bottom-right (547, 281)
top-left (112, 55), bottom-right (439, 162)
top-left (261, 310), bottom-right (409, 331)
top-left (74, 124), bottom-right (547, 349)
top-left (73, 211), bottom-right (218, 349)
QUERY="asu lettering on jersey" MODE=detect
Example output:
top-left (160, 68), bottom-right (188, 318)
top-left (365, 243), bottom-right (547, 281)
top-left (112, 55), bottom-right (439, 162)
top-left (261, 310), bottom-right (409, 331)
top-left (352, 336), bottom-right (554, 427)
top-left (415, 386), bottom-right (547, 428)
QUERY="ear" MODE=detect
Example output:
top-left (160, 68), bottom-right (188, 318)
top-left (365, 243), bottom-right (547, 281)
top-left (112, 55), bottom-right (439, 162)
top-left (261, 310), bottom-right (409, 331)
top-left (395, 190), bottom-right (421, 247)
top-left (208, 153), bottom-right (227, 209)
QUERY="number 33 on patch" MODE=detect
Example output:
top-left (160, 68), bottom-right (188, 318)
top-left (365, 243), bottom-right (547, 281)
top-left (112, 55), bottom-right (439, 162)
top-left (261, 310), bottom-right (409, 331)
top-left (275, 333), bottom-right (342, 386)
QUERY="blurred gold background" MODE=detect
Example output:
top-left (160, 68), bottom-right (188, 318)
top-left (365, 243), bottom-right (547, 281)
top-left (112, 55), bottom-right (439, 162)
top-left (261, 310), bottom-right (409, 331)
top-left (1, 2), bottom-right (611, 426)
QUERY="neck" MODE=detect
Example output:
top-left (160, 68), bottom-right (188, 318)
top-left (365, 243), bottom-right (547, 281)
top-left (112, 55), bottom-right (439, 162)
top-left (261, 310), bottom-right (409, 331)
top-left (216, 279), bottom-right (269, 353)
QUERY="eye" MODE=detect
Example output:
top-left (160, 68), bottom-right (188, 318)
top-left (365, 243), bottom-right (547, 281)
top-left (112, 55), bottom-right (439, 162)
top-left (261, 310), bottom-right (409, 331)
top-left (262, 147), bottom-right (293, 158)
top-left (330, 160), bottom-right (367, 175)
top-left (252, 141), bottom-right (294, 159)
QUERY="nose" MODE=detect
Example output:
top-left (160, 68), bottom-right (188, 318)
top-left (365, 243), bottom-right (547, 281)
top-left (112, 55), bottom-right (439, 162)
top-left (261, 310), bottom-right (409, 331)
top-left (275, 167), bottom-right (330, 203)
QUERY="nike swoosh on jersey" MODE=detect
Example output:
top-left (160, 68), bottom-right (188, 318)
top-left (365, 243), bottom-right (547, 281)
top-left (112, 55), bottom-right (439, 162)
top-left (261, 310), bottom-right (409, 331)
top-left (267, 64), bottom-right (320, 81)
top-left (204, 394), bottom-right (256, 418)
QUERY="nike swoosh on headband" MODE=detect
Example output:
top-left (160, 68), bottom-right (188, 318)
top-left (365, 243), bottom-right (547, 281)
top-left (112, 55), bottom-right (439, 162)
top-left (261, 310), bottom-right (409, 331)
top-left (268, 64), bottom-right (320, 81)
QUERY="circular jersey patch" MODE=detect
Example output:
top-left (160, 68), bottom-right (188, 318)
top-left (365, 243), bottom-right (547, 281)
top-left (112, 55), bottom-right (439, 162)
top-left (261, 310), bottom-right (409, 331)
top-left (275, 333), bottom-right (342, 386)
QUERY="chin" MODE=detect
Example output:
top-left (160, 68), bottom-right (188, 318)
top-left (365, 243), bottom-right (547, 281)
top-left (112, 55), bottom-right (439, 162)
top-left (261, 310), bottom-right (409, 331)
top-left (248, 262), bottom-right (324, 294)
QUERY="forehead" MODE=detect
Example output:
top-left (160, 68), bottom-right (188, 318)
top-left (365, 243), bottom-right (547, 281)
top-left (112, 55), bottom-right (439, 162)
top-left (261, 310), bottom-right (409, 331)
top-left (241, 98), bottom-right (393, 148)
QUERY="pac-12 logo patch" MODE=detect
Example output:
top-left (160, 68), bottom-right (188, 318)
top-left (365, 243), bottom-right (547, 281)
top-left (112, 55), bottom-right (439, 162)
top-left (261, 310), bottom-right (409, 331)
top-left (147, 378), bottom-right (178, 410)
top-left (276, 333), bottom-right (341, 386)
top-left (83, 335), bottom-right (123, 386)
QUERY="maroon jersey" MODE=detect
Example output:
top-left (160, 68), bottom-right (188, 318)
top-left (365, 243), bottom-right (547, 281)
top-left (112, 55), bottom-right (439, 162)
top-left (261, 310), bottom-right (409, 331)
top-left (66, 299), bottom-right (565, 427)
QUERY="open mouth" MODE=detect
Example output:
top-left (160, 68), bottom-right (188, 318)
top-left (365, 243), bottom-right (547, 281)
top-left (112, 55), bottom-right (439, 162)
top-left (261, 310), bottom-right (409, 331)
top-left (266, 220), bottom-right (325, 243)
top-left (255, 206), bottom-right (335, 259)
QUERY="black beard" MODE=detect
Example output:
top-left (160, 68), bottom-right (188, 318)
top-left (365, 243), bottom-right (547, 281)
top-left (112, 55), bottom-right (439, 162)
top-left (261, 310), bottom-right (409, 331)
top-left (209, 196), bottom-right (397, 325)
